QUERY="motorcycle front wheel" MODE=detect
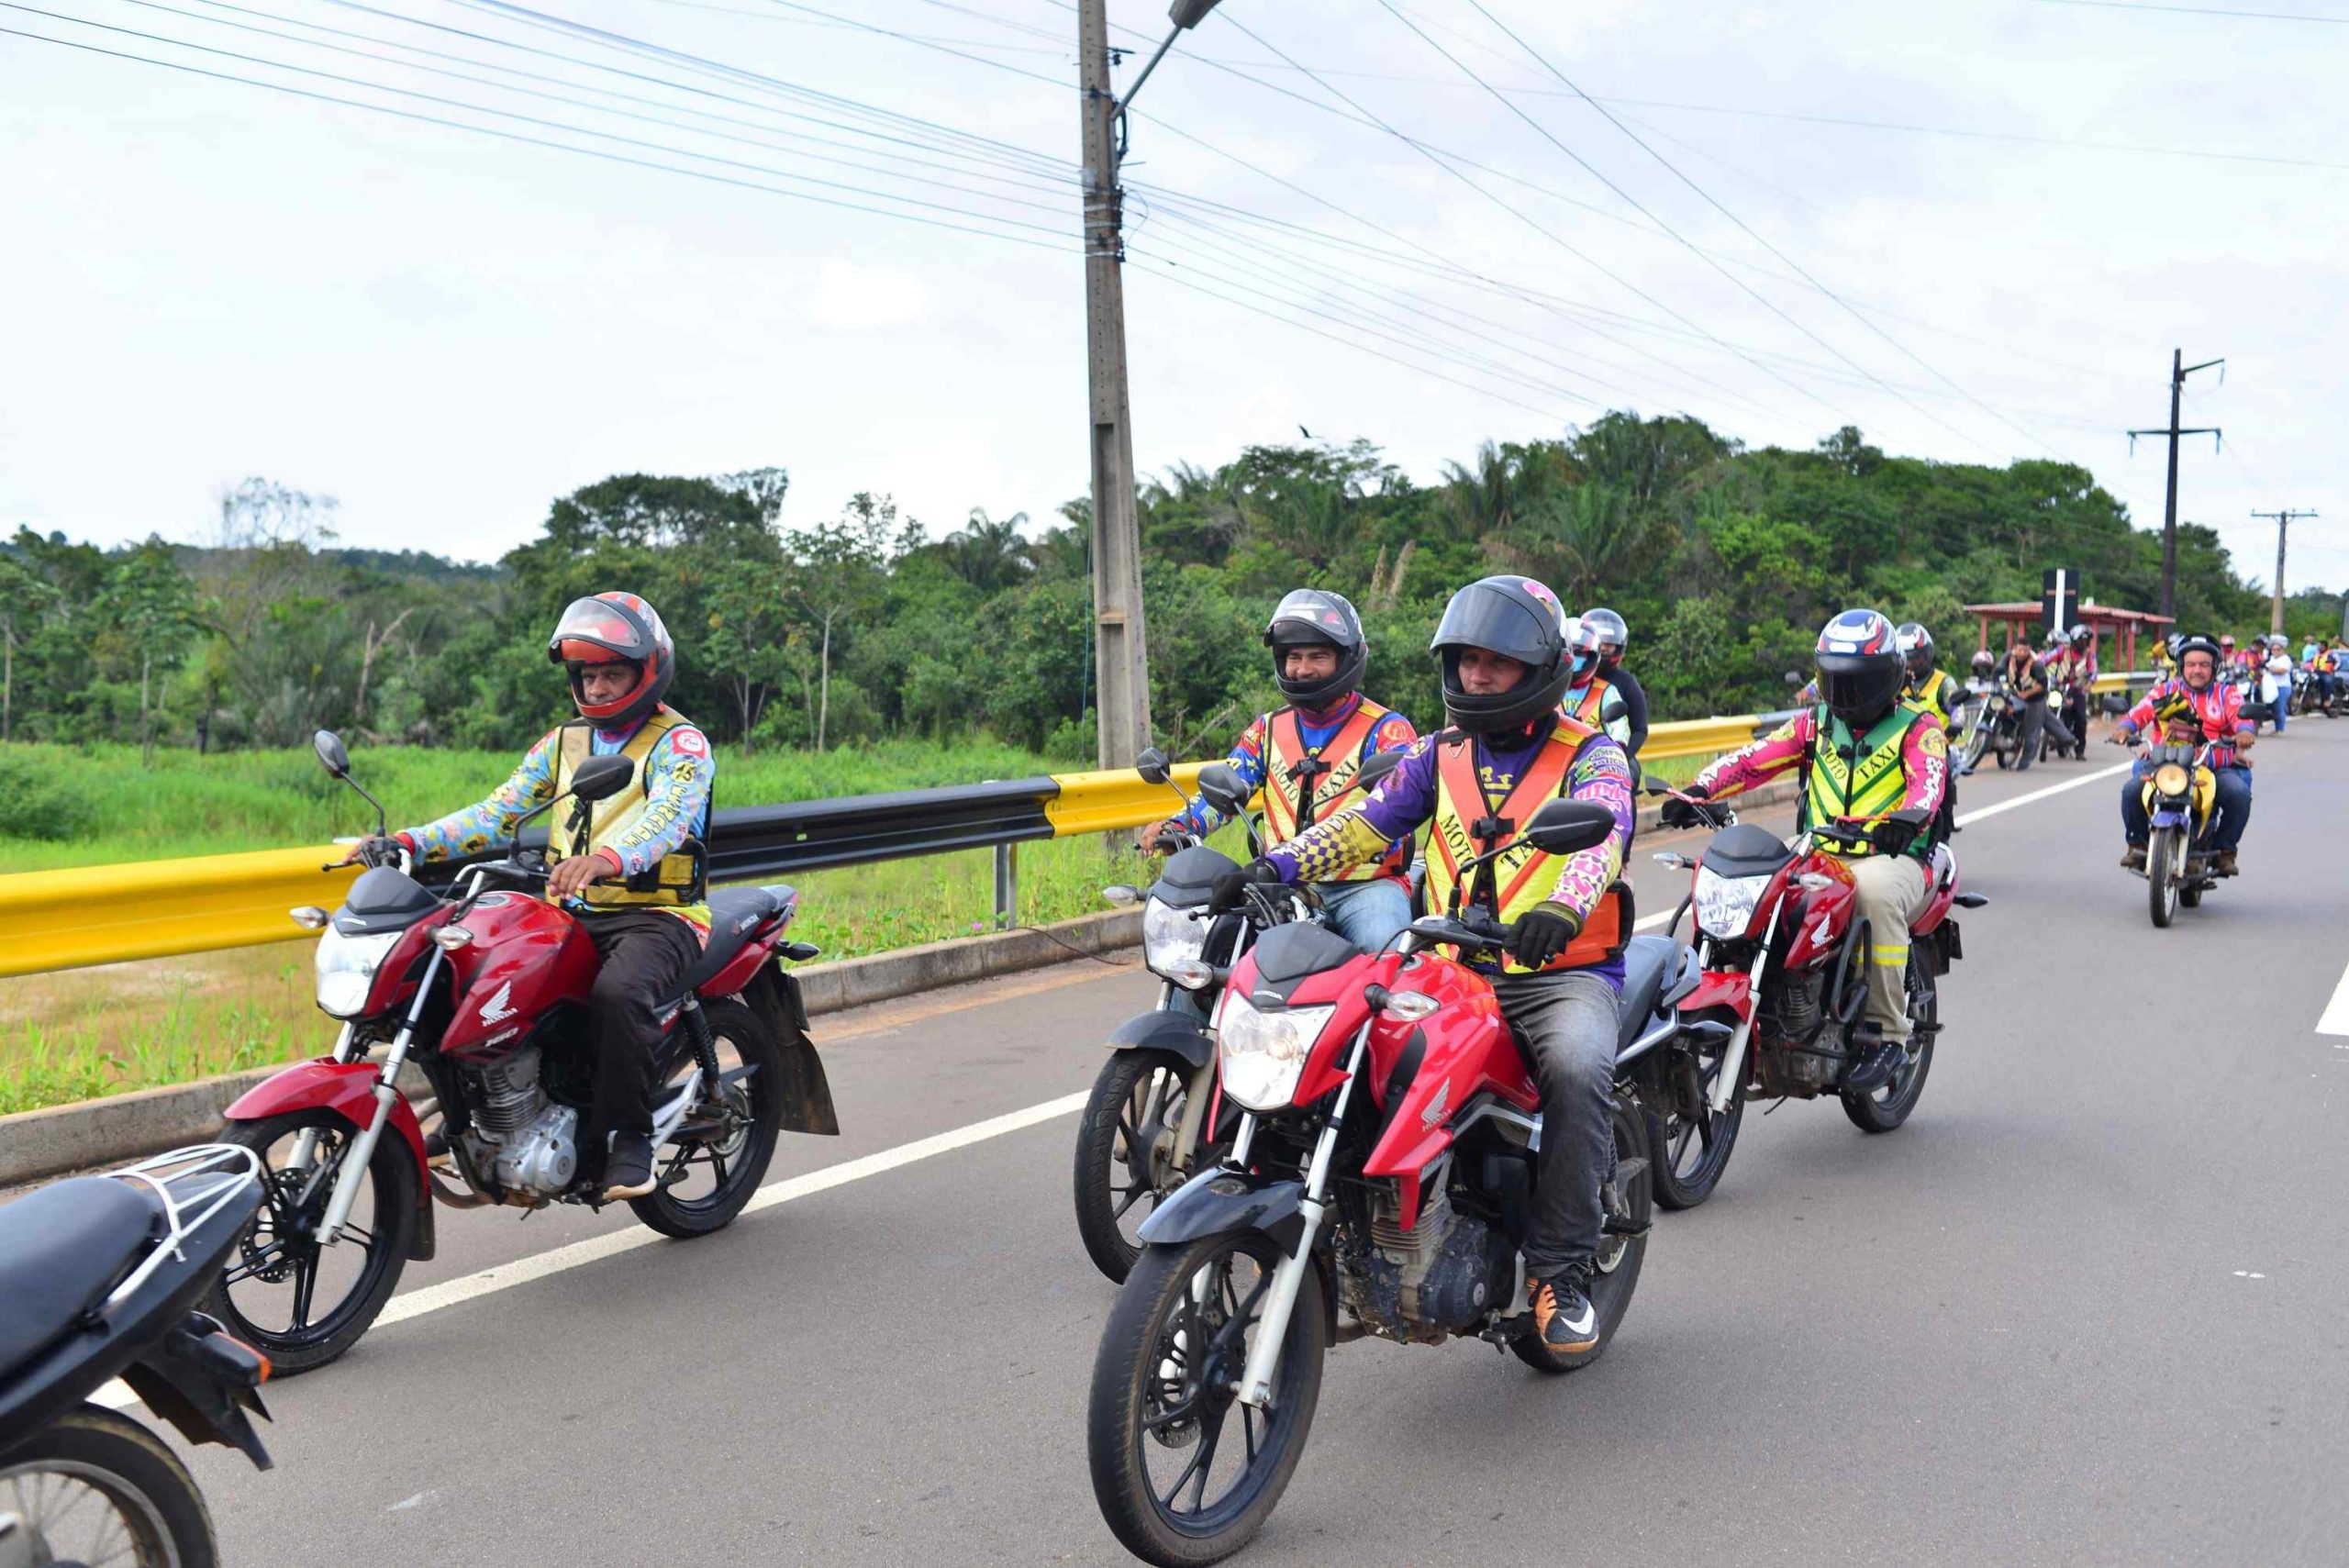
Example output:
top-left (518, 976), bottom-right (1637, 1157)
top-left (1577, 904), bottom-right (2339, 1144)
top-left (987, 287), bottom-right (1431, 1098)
top-left (204, 1106), bottom-right (417, 1375)
top-left (1088, 1229), bottom-right (1327, 1568)
top-left (631, 996), bottom-right (785, 1239)
top-left (1644, 1030), bottom-right (1744, 1211)
top-left (0, 1406), bottom-right (217, 1568)
top-left (2146, 828), bottom-right (2181, 928)
top-left (1073, 1049), bottom-right (1215, 1283)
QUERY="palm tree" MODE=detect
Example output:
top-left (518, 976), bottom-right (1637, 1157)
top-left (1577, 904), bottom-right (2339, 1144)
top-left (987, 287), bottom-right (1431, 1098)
top-left (942, 509), bottom-right (1033, 594)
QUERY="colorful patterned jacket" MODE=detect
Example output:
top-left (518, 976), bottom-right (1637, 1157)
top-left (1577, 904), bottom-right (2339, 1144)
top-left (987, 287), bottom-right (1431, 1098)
top-left (2116, 679), bottom-right (2250, 768)
top-left (395, 712), bottom-right (716, 912)
top-left (1263, 717), bottom-right (1635, 984)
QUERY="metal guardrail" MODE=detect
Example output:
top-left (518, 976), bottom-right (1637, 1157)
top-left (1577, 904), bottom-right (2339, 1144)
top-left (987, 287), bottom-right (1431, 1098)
top-left (0, 679), bottom-right (2163, 981)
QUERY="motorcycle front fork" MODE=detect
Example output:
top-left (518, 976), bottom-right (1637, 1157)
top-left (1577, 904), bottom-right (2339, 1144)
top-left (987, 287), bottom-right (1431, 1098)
top-left (312, 948), bottom-right (449, 1242)
top-left (1235, 1030), bottom-right (1368, 1410)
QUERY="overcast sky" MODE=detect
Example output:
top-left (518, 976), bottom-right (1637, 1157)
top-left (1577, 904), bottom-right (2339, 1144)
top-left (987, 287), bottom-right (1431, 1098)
top-left (5, 0), bottom-right (2344, 599)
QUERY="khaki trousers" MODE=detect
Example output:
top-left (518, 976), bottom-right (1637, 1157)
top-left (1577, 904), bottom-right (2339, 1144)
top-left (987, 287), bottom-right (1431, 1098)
top-left (1846, 853), bottom-right (1929, 1042)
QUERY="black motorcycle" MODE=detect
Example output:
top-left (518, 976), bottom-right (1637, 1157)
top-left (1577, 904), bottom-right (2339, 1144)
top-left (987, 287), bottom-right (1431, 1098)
top-left (0, 1145), bottom-right (277, 1568)
top-left (1957, 684), bottom-right (2019, 773)
top-left (1072, 746), bottom-right (1407, 1281)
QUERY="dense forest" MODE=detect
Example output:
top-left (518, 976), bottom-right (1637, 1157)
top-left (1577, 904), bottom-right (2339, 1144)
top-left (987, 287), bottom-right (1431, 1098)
top-left (1, 415), bottom-right (2328, 773)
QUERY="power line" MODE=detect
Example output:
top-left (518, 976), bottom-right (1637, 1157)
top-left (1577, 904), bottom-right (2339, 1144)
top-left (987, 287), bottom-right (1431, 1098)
top-left (2032, 0), bottom-right (2349, 22)
top-left (0, 17), bottom-right (1083, 250)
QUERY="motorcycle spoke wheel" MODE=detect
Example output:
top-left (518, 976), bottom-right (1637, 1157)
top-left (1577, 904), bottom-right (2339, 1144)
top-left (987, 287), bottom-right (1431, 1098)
top-left (1, 1407), bottom-right (215, 1568)
top-left (1646, 1033), bottom-right (1745, 1211)
top-left (203, 1107), bottom-right (414, 1375)
top-left (629, 997), bottom-right (783, 1239)
top-left (1074, 1051), bottom-right (1217, 1284)
top-left (1842, 956), bottom-right (1936, 1134)
top-left (1090, 1231), bottom-right (1326, 1567)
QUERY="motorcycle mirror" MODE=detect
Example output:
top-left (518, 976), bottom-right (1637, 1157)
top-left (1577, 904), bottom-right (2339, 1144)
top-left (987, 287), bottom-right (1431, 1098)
top-left (1783, 670), bottom-right (1804, 687)
top-left (1355, 747), bottom-right (1407, 790)
top-left (1519, 797), bottom-right (1619, 856)
top-left (1197, 762), bottom-right (1249, 816)
top-left (568, 753), bottom-right (637, 804)
top-left (312, 728), bottom-right (351, 779)
top-left (1135, 747), bottom-right (1172, 786)
top-left (2100, 693), bottom-right (2130, 716)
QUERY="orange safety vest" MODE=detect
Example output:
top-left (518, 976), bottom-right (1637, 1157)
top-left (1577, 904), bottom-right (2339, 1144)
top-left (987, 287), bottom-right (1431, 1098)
top-left (1263, 700), bottom-right (1401, 881)
top-left (1425, 718), bottom-right (1630, 975)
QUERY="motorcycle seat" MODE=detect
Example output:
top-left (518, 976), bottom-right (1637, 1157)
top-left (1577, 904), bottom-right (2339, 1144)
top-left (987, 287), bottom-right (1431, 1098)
top-left (1615, 935), bottom-right (1677, 1051)
top-left (0, 1175), bottom-right (164, 1381)
top-left (666, 884), bottom-right (796, 1005)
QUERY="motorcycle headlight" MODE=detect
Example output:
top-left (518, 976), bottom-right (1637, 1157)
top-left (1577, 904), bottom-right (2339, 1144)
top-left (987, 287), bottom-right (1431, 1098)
top-left (1692, 864), bottom-right (1771, 940)
top-left (2154, 762), bottom-right (2190, 797)
top-left (315, 927), bottom-right (401, 1018)
top-left (1142, 896), bottom-right (1208, 978)
top-left (1215, 994), bottom-right (1336, 1112)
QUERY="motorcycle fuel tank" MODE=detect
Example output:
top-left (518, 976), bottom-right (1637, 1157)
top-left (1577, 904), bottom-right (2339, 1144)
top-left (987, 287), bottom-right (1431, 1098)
top-left (439, 894), bottom-right (601, 1062)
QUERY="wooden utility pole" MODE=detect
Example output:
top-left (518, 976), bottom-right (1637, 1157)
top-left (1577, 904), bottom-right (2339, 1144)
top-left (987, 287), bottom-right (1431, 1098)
top-left (2252, 508), bottom-right (2318, 636)
top-left (1078, 0), bottom-right (1152, 770)
top-left (2127, 348), bottom-right (2223, 619)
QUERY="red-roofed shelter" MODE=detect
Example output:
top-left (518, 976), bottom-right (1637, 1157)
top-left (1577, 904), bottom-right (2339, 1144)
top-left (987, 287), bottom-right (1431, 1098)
top-left (1963, 601), bottom-right (2175, 671)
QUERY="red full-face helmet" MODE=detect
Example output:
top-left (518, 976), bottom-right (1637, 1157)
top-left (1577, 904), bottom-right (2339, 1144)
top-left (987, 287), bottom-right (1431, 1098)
top-left (547, 592), bottom-right (674, 729)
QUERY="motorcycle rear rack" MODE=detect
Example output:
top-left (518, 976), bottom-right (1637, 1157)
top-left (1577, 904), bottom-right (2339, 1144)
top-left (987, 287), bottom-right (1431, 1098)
top-left (103, 1144), bottom-right (265, 1307)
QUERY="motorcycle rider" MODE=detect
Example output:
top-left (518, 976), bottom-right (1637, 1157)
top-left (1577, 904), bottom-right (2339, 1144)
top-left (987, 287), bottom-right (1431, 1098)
top-left (1666, 609), bottom-right (1948, 1095)
top-left (1209, 574), bottom-right (1635, 1357)
top-left (2109, 632), bottom-right (2254, 876)
top-left (2000, 638), bottom-right (2057, 771)
top-left (1579, 606), bottom-right (1649, 757)
top-left (1136, 589), bottom-right (1418, 953)
top-left (1898, 624), bottom-right (1961, 726)
top-left (2043, 623), bottom-right (2098, 751)
top-left (350, 593), bottom-right (714, 1202)
top-left (1561, 617), bottom-right (1634, 751)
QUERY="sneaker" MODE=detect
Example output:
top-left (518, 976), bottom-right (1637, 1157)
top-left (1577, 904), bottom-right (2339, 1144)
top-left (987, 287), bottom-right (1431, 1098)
top-left (1528, 1266), bottom-right (1600, 1354)
top-left (2121, 845), bottom-right (2147, 872)
top-left (1842, 1022), bottom-right (1904, 1094)
top-left (604, 1132), bottom-right (658, 1201)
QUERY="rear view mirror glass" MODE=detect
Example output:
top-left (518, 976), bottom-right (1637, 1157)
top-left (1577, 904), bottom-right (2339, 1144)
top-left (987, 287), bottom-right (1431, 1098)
top-left (569, 753), bottom-right (637, 803)
top-left (1136, 747), bottom-right (1171, 785)
top-left (1520, 797), bottom-right (1617, 856)
top-left (1197, 762), bottom-right (1248, 816)
top-left (312, 729), bottom-right (351, 778)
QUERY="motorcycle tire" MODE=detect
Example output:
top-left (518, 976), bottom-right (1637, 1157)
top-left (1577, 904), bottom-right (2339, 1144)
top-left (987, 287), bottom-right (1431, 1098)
top-left (1515, 1097), bottom-right (1650, 1374)
top-left (1073, 1048), bottom-right (1210, 1284)
top-left (203, 1105), bottom-right (418, 1375)
top-left (1959, 728), bottom-right (1990, 774)
top-left (0, 1405), bottom-right (217, 1568)
top-left (1842, 953), bottom-right (1936, 1134)
top-left (1644, 1034), bottom-right (1745, 1211)
top-left (630, 996), bottom-right (785, 1239)
top-left (2147, 828), bottom-right (2180, 929)
top-left (1088, 1229), bottom-right (1327, 1568)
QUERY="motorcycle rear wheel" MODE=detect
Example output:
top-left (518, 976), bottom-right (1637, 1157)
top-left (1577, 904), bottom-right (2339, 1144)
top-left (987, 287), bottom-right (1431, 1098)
top-left (1074, 1049), bottom-right (1212, 1283)
top-left (1088, 1230), bottom-right (1327, 1568)
top-left (0, 1405), bottom-right (217, 1568)
top-left (1515, 1098), bottom-right (1651, 1373)
top-left (2147, 828), bottom-right (2180, 929)
top-left (1842, 954), bottom-right (1936, 1134)
top-left (203, 1106), bottom-right (417, 1375)
top-left (630, 997), bottom-right (784, 1239)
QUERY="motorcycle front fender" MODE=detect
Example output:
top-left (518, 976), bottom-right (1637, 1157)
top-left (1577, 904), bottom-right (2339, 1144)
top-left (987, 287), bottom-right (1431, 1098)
top-left (1107, 1007), bottom-right (1216, 1071)
top-left (221, 1061), bottom-right (434, 1260)
top-left (1137, 1168), bottom-right (1308, 1255)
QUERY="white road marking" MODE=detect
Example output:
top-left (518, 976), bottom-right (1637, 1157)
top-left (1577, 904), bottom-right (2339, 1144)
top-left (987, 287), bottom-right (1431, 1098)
top-left (1949, 762), bottom-right (2132, 827)
top-left (2315, 959), bottom-right (2349, 1037)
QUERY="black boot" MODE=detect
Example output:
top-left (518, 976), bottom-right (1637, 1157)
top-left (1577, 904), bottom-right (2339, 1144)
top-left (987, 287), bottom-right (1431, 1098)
top-left (604, 1132), bottom-right (657, 1201)
top-left (1842, 1022), bottom-right (1904, 1094)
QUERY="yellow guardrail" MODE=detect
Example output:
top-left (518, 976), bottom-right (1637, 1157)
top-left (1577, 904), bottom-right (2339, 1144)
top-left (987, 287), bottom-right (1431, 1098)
top-left (1039, 763), bottom-right (1207, 838)
top-left (0, 846), bottom-right (357, 981)
top-left (1641, 714), bottom-right (1771, 761)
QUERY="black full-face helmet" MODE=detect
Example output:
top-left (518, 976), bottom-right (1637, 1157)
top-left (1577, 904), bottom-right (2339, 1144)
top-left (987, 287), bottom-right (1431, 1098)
top-left (1813, 608), bottom-right (1904, 730)
top-left (1264, 589), bottom-right (1367, 711)
top-left (1430, 575), bottom-right (1572, 737)
top-left (1581, 606), bottom-right (1629, 670)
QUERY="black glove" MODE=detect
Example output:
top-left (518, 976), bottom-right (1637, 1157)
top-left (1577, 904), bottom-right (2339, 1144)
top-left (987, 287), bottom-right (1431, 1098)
top-left (1507, 903), bottom-right (1582, 969)
top-left (349, 834), bottom-right (405, 868)
top-left (1658, 784), bottom-right (1709, 829)
top-left (1208, 859), bottom-right (1283, 913)
top-left (1870, 809), bottom-right (1930, 858)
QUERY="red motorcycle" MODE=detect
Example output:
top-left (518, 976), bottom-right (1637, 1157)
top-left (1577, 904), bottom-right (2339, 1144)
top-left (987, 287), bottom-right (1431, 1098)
top-left (201, 730), bottom-right (836, 1373)
top-left (1086, 797), bottom-right (1675, 1567)
top-left (1648, 787), bottom-right (1984, 1139)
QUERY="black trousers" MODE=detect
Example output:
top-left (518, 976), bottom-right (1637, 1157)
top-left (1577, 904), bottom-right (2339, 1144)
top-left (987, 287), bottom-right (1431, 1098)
top-left (583, 909), bottom-right (703, 1144)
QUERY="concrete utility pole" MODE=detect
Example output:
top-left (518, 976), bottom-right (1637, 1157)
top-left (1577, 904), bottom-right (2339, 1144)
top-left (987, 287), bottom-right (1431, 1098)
top-left (2127, 348), bottom-right (2223, 620)
top-left (1077, 0), bottom-right (1222, 770)
top-left (2252, 508), bottom-right (2318, 636)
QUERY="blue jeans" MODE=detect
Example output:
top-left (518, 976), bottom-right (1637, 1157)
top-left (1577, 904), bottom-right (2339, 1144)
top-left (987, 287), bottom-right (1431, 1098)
top-left (1315, 877), bottom-right (1413, 954)
top-left (2121, 761), bottom-right (2252, 852)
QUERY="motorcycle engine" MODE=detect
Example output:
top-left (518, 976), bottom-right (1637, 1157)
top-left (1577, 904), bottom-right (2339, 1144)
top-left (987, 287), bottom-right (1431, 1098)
top-left (1756, 973), bottom-right (1838, 1097)
top-left (458, 1048), bottom-right (579, 1201)
top-left (1343, 1184), bottom-right (1505, 1345)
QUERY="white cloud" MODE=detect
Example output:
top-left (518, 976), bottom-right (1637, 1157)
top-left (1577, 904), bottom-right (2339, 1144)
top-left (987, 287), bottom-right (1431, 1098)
top-left (800, 259), bottom-right (935, 332)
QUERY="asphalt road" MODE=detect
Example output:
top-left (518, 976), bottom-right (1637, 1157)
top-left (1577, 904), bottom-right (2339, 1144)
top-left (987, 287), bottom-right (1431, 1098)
top-left (82, 725), bottom-right (2349, 1564)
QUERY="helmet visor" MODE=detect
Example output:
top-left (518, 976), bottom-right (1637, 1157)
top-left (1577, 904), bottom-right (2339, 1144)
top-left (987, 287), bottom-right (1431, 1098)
top-left (551, 596), bottom-right (654, 662)
top-left (1430, 582), bottom-right (1559, 668)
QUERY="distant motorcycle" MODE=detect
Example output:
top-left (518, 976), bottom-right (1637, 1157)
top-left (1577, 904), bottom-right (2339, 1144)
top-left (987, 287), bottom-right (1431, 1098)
top-left (0, 1146), bottom-right (277, 1568)
top-left (2125, 733), bottom-right (2228, 928)
top-left (204, 729), bottom-right (832, 1373)
top-left (1957, 684), bottom-right (2020, 773)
